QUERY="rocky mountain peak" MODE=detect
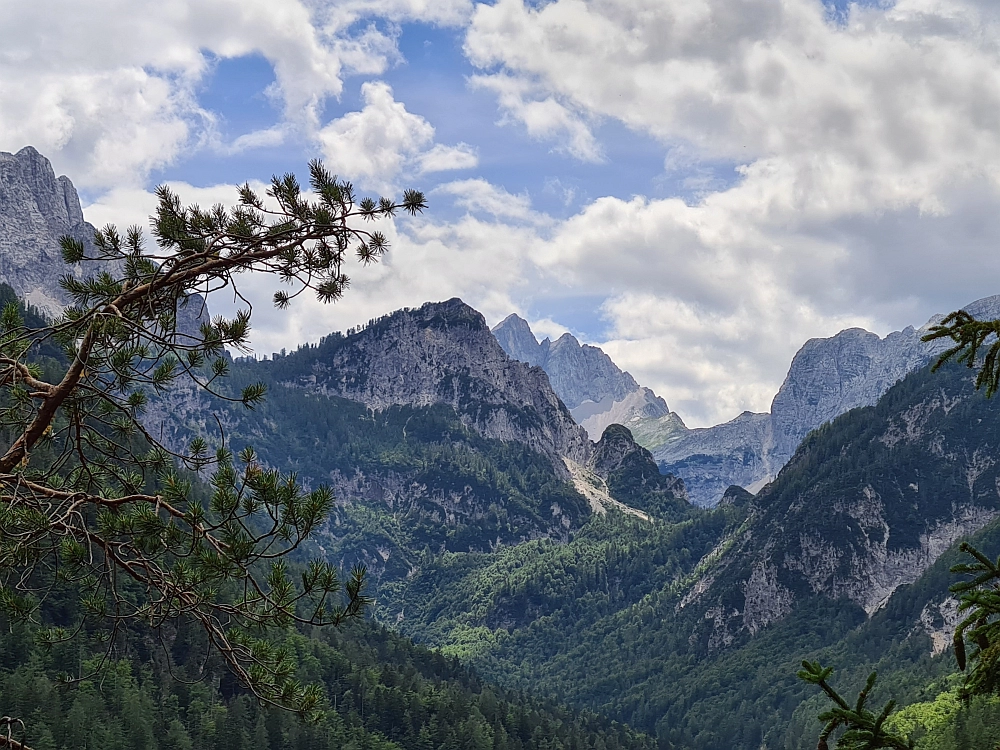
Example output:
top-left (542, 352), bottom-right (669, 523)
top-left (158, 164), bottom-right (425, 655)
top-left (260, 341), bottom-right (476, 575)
top-left (281, 299), bottom-right (592, 469)
top-left (589, 423), bottom-right (645, 479)
top-left (0, 146), bottom-right (97, 315)
top-left (0, 145), bottom-right (208, 334)
top-left (491, 314), bottom-right (671, 439)
top-left (492, 313), bottom-right (543, 365)
top-left (650, 295), bottom-right (1000, 507)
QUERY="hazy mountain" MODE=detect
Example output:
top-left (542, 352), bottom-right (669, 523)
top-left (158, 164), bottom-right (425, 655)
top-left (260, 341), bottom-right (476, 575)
top-left (491, 314), bottom-right (671, 439)
top-left (650, 297), bottom-right (1000, 506)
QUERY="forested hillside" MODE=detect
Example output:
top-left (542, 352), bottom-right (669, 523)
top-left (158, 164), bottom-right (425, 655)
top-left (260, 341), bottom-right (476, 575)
top-left (8, 277), bottom-right (1000, 750)
top-left (0, 612), bottom-right (653, 750)
top-left (138, 304), bottom-right (1000, 749)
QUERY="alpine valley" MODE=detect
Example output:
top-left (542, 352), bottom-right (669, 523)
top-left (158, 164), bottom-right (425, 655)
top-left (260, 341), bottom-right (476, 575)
top-left (3, 147), bottom-right (1000, 750)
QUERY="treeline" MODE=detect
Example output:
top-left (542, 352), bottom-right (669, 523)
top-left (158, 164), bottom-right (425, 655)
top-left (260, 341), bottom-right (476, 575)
top-left (0, 616), bottom-right (654, 750)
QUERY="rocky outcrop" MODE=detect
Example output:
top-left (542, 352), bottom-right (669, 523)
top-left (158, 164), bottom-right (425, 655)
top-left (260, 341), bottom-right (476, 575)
top-left (0, 146), bottom-right (208, 331)
top-left (290, 300), bottom-right (591, 468)
top-left (0, 146), bottom-right (101, 316)
top-left (582, 423), bottom-right (689, 518)
top-left (686, 361), bottom-right (1000, 647)
top-left (492, 314), bottom-right (671, 439)
top-left (649, 411), bottom-right (772, 507)
top-left (648, 295), bottom-right (1000, 507)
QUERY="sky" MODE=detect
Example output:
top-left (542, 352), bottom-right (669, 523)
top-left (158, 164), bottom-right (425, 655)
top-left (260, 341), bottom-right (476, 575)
top-left (4, 0), bottom-right (1000, 427)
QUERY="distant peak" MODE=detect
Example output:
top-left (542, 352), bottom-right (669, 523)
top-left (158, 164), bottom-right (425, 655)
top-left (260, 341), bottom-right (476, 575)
top-left (551, 331), bottom-right (580, 347)
top-left (962, 294), bottom-right (1000, 321)
top-left (494, 312), bottom-right (529, 328)
top-left (492, 312), bottom-right (543, 365)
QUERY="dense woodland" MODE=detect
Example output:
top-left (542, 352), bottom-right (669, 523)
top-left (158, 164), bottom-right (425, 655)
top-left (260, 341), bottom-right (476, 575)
top-left (0, 609), bottom-right (652, 750)
top-left (5, 282), bottom-right (1000, 749)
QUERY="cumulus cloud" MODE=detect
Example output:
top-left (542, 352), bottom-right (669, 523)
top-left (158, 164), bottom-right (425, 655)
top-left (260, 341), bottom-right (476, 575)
top-left (317, 82), bottom-right (478, 191)
top-left (455, 0), bottom-right (1000, 424)
top-left (30, 0), bottom-right (1000, 428)
top-left (469, 74), bottom-right (603, 161)
top-left (417, 143), bottom-right (480, 174)
top-left (83, 178), bottom-right (531, 363)
top-left (0, 0), bottom-right (473, 189)
top-left (434, 178), bottom-right (544, 223)
top-left (203, 209), bottom-right (535, 358)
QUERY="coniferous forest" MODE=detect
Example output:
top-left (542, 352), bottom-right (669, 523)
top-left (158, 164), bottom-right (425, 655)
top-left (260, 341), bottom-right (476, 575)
top-left (3, 155), bottom-right (1000, 750)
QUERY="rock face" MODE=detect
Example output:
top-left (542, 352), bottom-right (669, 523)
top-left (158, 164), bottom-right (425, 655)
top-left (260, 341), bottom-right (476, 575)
top-left (649, 295), bottom-right (1000, 507)
top-left (289, 300), bottom-right (591, 468)
top-left (684, 362), bottom-right (1000, 647)
top-left (567, 423), bottom-right (688, 520)
top-left (0, 146), bottom-right (99, 315)
top-left (492, 314), bottom-right (671, 439)
top-left (648, 411), bottom-right (772, 506)
top-left (0, 146), bottom-right (208, 331)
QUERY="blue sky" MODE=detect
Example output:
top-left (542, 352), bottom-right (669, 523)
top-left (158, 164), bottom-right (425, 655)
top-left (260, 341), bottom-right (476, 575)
top-left (5, 0), bottom-right (1000, 426)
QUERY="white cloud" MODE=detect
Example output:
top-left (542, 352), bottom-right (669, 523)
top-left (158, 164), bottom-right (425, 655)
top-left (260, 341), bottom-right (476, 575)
top-left (317, 82), bottom-right (478, 191)
top-left (434, 178), bottom-right (543, 223)
top-left (44, 0), bottom-right (1000, 429)
top-left (203, 209), bottom-right (536, 358)
top-left (83, 179), bottom-right (531, 362)
top-left (469, 73), bottom-right (603, 161)
top-left (453, 0), bottom-right (1000, 424)
top-left (417, 143), bottom-right (480, 173)
top-left (0, 0), bottom-right (473, 189)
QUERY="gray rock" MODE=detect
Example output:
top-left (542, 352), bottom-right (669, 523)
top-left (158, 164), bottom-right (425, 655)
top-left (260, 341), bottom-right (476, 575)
top-left (649, 294), bottom-right (1000, 507)
top-left (293, 300), bottom-right (592, 470)
top-left (491, 314), bottom-right (671, 439)
top-left (0, 145), bottom-right (208, 334)
top-left (651, 411), bottom-right (772, 507)
top-left (0, 146), bottom-right (101, 315)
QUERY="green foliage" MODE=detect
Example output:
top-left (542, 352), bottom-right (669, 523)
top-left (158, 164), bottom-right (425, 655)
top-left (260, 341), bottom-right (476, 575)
top-left (0, 610), bottom-right (653, 750)
top-left (924, 309), bottom-right (1000, 396)
top-left (798, 663), bottom-right (913, 749)
top-left (0, 164), bottom-right (425, 717)
top-left (949, 541), bottom-right (1000, 698)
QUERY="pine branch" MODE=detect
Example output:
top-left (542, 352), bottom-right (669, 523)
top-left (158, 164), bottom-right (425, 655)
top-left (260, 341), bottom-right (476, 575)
top-left (798, 662), bottom-right (913, 750)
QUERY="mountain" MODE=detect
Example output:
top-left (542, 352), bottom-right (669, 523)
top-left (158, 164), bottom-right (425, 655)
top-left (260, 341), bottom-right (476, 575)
top-left (275, 300), bottom-right (591, 466)
top-left (395, 360), bottom-right (1000, 748)
top-left (491, 314), bottom-right (671, 440)
top-left (494, 301), bottom-right (1000, 508)
top-left (0, 145), bottom-right (207, 330)
top-left (0, 146), bottom-right (101, 316)
top-left (146, 299), bottom-right (627, 592)
top-left (642, 296), bottom-right (1000, 506)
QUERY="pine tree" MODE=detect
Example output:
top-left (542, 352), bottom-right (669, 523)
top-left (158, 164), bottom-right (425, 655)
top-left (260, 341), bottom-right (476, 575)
top-left (0, 161), bottom-right (426, 747)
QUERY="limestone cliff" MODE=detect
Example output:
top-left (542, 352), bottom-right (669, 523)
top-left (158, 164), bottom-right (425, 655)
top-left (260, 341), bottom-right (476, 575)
top-left (681, 362), bottom-right (1000, 646)
top-left (0, 146), bottom-right (207, 332)
top-left (651, 295), bottom-right (1000, 506)
top-left (0, 146), bottom-right (102, 315)
top-left (285, 300), bottom-right (591, 468)
top-left (491, 314), bottom-right (671, 439)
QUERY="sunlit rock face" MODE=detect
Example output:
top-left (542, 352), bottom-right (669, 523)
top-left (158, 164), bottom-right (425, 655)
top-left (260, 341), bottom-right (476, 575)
top-left (0, 146), bottom-right (208, 332)
top-left (288, 300), bottom-right (592, 469)
top-left (0, 146), bottom-right (96, 316)
top-left (644, 297), bottom-right (1000, 507)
